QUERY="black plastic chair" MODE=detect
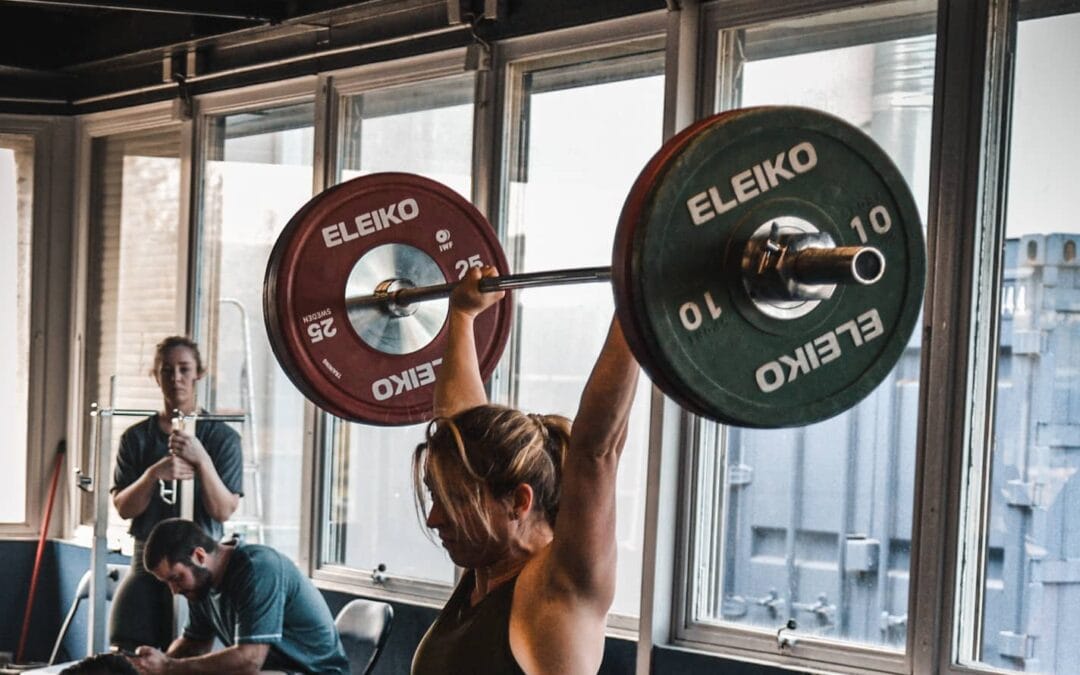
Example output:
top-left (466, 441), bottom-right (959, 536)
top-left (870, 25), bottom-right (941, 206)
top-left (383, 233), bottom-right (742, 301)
top-left (334, 598), bottom-right (394, 675)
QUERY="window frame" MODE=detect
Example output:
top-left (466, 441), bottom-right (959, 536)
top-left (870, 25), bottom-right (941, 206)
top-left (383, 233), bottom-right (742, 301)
top-left (661, 0), bottom-right (1036, 674)
top-left (66, 101), bottom-right (190, 545)
top-left (308, 50), bottom-right (472, 603)
top-left (304, 16), bottom-right (676, 620)
top-left (191, 76), bottom-right (320, 574)
top-left (490, 12), bottom-right (667, 635)
top-left (673, 422), bottom-right (911, 674)
top-left (939, 1), bottom-right (1060, 673)
top-left (668, 0), bottom-right (958, 673)
top-left (0, 114), bottom-right (73, 539)
top-left (322, 46), bottom-right (475, 183)
top-left (44, 1), bottom-right (1052, 672)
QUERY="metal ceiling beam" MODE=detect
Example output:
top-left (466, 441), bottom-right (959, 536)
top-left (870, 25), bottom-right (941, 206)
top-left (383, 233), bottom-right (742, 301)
top-left (0, 0), bottom-right (668, 115)
top-left (0, 0), bottom-right (280, 22)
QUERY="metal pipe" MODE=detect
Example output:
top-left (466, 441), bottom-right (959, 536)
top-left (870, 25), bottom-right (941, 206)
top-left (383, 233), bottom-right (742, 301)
top-left (159, 413), bottom-right (181, 506)
top-left (88, 376), bottom-right (116, 655)
top-left (91, 406), bottom-right (157, 417)
top-left (73, 23), bottom-right (471, 106)
top-left (76, 404), bottom-right (101, 493)
top-left (88, 403), bottom-right (244, 503)
top-left (741, 224), bottom-right (888, 304)
top-left (346, 243), bottom-right (885, 315)
top-left (90, 406), bottom-right (247, 423)
top-left (792, 246), bottom-right (886, 286)
top-left (220, 297), bottom-right (264, 530)
top-left (220, 298), bottom-right (260, 468)
top-left (3, 0), bottom-right (274, 21)
top-left (784, 428), bottom-right (807, 626)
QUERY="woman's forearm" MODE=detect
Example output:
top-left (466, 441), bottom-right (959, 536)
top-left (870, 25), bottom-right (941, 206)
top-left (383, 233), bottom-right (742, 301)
top-left (433, 309), bottom-right (489, 417)
top-left (113, 472), bottom-right (158, 519)
top-left (195, 463), bottom-right (240, 522)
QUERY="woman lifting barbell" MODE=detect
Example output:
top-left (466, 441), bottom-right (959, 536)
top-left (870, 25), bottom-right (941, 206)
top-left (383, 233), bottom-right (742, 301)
top-left (107, 336), bottom-right (244, 652)
top-left (410, 266), bottom-right (639, 675)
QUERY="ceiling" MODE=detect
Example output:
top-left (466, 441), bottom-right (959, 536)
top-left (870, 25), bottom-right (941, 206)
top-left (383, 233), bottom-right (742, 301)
top-left (0, 0), bottom-right (664, 115)
top-left (1, 1), bottom-right (292, 71)
top-left (0, 0), bottom-right (385, 111)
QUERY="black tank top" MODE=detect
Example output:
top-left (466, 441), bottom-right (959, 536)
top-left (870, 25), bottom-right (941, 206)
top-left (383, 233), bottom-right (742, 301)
top-left (412, 570), bottom-right (526, 675)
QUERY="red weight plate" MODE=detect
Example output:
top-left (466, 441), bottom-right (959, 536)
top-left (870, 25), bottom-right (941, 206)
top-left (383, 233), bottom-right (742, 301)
top-left (264, 173), bottom-right (511, 425)
top-left (264, 186), bottom-right (338, 410)
top-left (264, 179), bottom-right (369, 420)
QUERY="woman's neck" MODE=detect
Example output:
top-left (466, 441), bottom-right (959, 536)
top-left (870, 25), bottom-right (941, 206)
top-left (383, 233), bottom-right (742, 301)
top-left (161, 401), bottom-right (198, 417)
top-left (472, 556), bottom-right (529, 604)
top-left (471, 522), bottom-right (553, 604)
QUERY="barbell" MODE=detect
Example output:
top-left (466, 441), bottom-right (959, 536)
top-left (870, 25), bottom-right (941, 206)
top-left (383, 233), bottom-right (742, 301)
top-left (263, 106), bottom-right (925, 428)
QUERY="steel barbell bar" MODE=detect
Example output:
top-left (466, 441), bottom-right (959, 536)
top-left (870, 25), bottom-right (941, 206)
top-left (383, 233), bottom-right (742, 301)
top-left (264, 106), bottom-right (926, 427)
top-left (344, 236), bottom-right (885, 314)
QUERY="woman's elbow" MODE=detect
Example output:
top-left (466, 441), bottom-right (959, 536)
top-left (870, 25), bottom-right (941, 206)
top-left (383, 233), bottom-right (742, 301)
top-left (113, 498), bottom-right (136, 520)
top-left (212, 495), bottom-right (241, 521)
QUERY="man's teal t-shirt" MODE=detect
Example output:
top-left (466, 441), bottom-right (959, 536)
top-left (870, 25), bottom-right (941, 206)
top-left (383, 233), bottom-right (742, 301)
top-left (184, 542), bottom-right (349, 674)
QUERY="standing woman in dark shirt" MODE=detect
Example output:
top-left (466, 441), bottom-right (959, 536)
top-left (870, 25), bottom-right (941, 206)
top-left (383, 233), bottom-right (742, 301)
top-left (411, 267), bottom-right (639, 675)
top-left (108, 336), bottom-right (244, 652)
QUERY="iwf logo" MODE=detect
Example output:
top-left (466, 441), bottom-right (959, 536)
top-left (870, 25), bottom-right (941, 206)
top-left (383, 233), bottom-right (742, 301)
top-left (436, 229), bottom-right (453, 252)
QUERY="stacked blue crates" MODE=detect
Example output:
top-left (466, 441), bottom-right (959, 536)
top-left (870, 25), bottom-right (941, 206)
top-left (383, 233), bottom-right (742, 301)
top-left (986, 233), bottom-right (1080, 671)
top-left (720, 232), bottom-right (1079, 670)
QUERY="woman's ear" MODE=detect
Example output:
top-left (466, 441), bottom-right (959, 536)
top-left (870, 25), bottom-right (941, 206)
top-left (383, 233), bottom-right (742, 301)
top-left (510, 483), bottom-right (535, 519)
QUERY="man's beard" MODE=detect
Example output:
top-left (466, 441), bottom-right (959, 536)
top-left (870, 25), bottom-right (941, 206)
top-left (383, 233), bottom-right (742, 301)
top-left (187, 563), bottom-right (213, 601)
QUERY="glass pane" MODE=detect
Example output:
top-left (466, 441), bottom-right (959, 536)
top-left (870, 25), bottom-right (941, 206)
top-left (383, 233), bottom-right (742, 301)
top-left (505, 52), bottom-right (664, 618)
top-left (198, 102), bottom-right (315, 562)
top-left (0, 134), bottom-right (33, 523)
top-left (82, 127), bottom-right (184, 543)
top-left (973, 7), bottom-right (1080, 672)
top-left (337, 74), bottom-right (474, 193)
top-left (322, 74), bottom-right (475, 585)
top-left (692, 0), bottom-right (936, 648)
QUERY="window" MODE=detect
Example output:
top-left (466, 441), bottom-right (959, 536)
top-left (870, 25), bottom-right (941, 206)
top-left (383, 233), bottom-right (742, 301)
top-left (0, 133), bottom-right (33, 524)
top-left (956, 5), bottom-right (1080, 672)
top-left (79, 124), bottom-right (184, 543)
top-left (318, 71), bottom-right (475, 590)
top-left (501, 47), bottom-right (664, 620)
top-left (683, 0), bottom-right (936, 661)
top-left (196, 100), bottom-right (316, 562)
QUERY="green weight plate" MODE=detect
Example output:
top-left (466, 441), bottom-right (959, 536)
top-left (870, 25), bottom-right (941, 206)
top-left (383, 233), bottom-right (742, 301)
top-left (613, 110), bottom-right (745, 425)
top-left (613, 106), bottom-right (925, 428)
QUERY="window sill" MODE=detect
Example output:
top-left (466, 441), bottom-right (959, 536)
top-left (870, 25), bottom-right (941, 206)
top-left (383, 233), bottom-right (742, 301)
top-left (69, 523), bottom-right (135, 556)
top-left (312, 565), bottom-right (452, 609)
top-left (671, 628), bottom-right (906, 675)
